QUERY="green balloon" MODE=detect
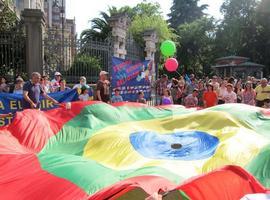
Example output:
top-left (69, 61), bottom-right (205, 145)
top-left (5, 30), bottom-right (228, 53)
top-left (160, 40), bottom-right (176, 57)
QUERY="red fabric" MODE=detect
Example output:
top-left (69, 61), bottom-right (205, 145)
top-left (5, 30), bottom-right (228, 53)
top-left (261, 109), bottom-right (270, 117)
top-left (177, 165), bottom-right (268, 200)
top-left (0, 154), bottom-right (88, 200)
top-left (89, 176), bottom-right (176, 200)
top-left (203, 91), bottom-right (218, 108)
top-left (0, 130), bottom-right (31, 154)
top-left (6, 101), bottom-right (100, 153)
top-left (89, 166), bottom-right (269, 199)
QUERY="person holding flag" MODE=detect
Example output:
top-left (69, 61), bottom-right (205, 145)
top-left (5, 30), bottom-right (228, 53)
top-left (22, 72), bottom-right (59, 110)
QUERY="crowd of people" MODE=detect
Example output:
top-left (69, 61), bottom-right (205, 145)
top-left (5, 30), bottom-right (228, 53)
top-left (1, 71), bottom-right (270, 119)
top-left (0, 70), bottom-right (145, 106)
top-left (154, 74), bottom-right (270, 109)
top-left (0, 71), bottom-right (110, 118)
top-left (0, 72), bottom-right (88, 94)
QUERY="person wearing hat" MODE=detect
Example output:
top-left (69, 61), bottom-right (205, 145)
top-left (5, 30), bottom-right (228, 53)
top-left (96, 71), bottom-right (110, 103)
top-left (13, 77), bottom-right (24, 94)
top-left (223, 83), bottom-right (237, 104)
top-left (51, 72), bottom-right (62, 92)
top-left (73, 76), bottom-right (90, 89)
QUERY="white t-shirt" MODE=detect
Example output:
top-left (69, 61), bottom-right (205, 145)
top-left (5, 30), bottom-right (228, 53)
top-left (79, 94), bottom-right (89, 101)
top-left (218, 87), bottom-right (227, 100)
top-left (223, 91), bottom-right (237, 103)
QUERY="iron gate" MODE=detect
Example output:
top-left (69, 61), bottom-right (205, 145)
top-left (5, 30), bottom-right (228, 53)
top-left (43, 29), bottom-right (113, 84)
top-left (43, 29), bottom-right (146, 84)
top-left (0, 27), bottom-right (26, 80)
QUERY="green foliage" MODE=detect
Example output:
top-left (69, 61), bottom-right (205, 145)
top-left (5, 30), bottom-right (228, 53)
top-left (168, 0), bottom-right (208, 29)
top-left (215, 0), bottom-right (258, 57)
top-left (215, 0), bottom-right (270, 74)
top-left (255, 0), bottom-right (270, 74)
top-left (176, 17), bottom-right (216, 75)
top-left (80, 11), bottom-right (112, 42)
top-left (0, 1), bottom-right (18, 31)
top-left (132, 2), bottom-right (162, 18)
top-left (129, 14), bottom-right (174, 45)
top-left (67, 55), bottom-right (101, 76)
top-left (79, 0), bottom-right (270, 77)
top-left (81, 2), bottom-right (174, 44)
top-left (166, 0), bottom-right (211, 76)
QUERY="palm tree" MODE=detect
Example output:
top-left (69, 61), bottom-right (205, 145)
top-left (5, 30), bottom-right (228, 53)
top-left (81, 7), bottom-right (125, 43)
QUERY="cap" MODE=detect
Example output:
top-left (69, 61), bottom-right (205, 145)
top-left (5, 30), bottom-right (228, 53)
top-left (80, 76), bottom-right (86, 81)
top-left (55, 72), bottom-right (62, 76)
top-left (226, 83), bottom-right (233, 88)
top-left (161, 74), bottom-right (168, 78)
top-left (99, 71), bottom-right (108, 76)
top-left (16, 77), bottom-right (24, 82)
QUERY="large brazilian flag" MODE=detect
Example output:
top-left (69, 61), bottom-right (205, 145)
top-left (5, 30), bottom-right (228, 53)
top-left (0, 101), bottom-right (270, 199)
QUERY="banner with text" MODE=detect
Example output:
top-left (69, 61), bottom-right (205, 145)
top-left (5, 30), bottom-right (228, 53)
top-left (112, 57), bottom-right (153, 101)
top-left (0, 89), bottom-right (79, 126)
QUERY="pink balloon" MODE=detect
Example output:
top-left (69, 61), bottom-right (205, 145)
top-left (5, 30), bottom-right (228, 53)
top-left (165, 58), bottom-right (179, 72)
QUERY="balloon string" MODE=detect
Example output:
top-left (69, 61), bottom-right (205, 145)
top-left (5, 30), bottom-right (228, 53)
top-left (175, 71), bottom-right (181, 76)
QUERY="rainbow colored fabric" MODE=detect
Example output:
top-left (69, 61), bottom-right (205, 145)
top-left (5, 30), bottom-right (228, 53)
top-left (0, 102), bottom-right (270, 199)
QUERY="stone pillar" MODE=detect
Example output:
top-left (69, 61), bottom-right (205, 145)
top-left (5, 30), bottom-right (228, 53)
top-left (143, 30), bottom-right (158, 61)
top-left (143, 30), bottom-right (158, 105)
top-left (108, 14), bottom-right (129, 59)
top-left (143, 29), bottom-right (158, 81)
top-left (21, 9), bottom-right (45, 74)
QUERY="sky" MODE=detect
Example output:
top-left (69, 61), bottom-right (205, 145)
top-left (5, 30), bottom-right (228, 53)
top-left (66, 0), bottom-right (224, 35)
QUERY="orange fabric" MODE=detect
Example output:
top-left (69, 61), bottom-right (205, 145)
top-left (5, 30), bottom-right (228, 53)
top-left (203, 91), bottom-right (217, 108)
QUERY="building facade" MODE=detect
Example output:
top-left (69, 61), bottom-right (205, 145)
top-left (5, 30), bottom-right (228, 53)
top-left (1, 0), bottom-right (44, 18)
top-left (43, 0), bottom-right (65, 28)
top-left (43, 0), bottom-right (76, 71)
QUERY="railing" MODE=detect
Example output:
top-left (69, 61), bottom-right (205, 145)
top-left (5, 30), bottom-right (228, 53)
top-left (43, 31), bottom-right (146, 83)
top-left (0, 30), bottom-right (26, 80)
top-left (43, 33), bottom-right (113, 83)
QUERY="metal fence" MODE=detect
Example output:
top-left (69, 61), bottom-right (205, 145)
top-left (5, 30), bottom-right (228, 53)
top-left (0, 28), bottom-right (26, 80)
top-left (43, 31), bottom-right (113, 83)
top-left (43, 30), bottom-right (147, 84)
top-left (125, 33), bottom-right (145, 61)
